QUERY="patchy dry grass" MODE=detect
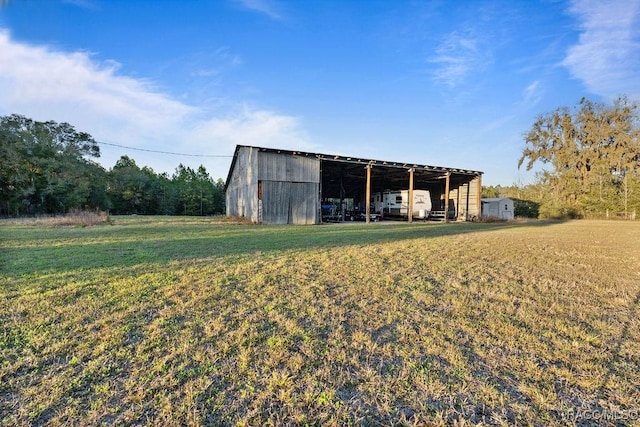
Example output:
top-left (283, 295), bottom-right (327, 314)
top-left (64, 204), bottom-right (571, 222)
top-left (1, 218), bottom-right (639, 426)
top-left (1, 210), bottom-right (110, 228)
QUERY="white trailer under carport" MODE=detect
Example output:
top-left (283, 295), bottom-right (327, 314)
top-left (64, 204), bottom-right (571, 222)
top-left (373, 190), bottom-right (432, 219)
top-left (481, 197), bottom-right (514, 220)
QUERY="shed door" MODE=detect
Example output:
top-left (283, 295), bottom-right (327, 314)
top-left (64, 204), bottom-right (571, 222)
top-left (261, 181), bottom-right (318, 224)
top-left (501, 202), bottom-right (514, 220)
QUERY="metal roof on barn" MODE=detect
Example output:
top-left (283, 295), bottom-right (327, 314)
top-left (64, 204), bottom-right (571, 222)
top-left (226, 145), bottom-right (483, 191)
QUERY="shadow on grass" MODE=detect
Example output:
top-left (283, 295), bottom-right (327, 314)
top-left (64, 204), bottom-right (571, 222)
top-left (1, 219), bottom-right (562, 277)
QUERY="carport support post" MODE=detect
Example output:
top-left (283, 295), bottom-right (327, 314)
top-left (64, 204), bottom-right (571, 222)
top-left (476, 174), bottom-right (482, 219)
top-left (465, 181), bottom-right (471, 221)
top-left (365, 164), bottom-right (372, 223)
top-left (408, 168), bottom-right (414, 223)
top-left (339, 166), bottom-right (345, 222)
top-left (444, 172), bottom-right (451, 223)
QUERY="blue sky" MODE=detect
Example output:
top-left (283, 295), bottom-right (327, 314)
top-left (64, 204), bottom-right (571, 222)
top-left (1, 0), bottom-right (639, 185)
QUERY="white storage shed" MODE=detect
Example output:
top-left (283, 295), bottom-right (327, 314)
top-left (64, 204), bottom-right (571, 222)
top-left (481, 198), bottom-right (514, 220)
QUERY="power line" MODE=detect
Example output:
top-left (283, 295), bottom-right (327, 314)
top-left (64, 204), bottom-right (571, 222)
top-left (97, 140), bottom-right (233, 158)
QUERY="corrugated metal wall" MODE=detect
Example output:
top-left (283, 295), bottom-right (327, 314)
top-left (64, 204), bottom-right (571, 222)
top-left (258, 152), bottom-right (320, 182)
top-left (261, 181), bottom-right (318, 225)
top-left (258, 152), bottom-right (320, 225)
top-left (227, 148), bottom-right (320, 224)
top-left (225, 147), bottom-right (260, 222)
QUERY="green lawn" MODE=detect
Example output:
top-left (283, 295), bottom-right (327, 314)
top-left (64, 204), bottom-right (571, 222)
top-left (1, 217), bottom-right (639, 426)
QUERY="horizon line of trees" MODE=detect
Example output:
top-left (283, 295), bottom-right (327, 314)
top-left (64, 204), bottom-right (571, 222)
top-left (0, 114), bottom-right (225, 217)
top-left (514, 96), bottom-right (640, 219)
top-left (2, 95), bottom-right (639, 221)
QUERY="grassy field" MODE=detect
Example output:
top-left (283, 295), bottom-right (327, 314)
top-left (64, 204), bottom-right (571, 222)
top-left (1, 217), bottom-right (639, 426)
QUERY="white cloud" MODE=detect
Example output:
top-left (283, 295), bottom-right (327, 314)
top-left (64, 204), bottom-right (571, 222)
top-left (523, 80), bottom-right (542, 107)
top-left (62, 0), bottom-right (99, 10)
top-left (562, 0), bottom-right (640, 100)
top-left (188, 46), bottom-right (243, 79)
top-left (429, 30), bottom-right (492, 88)
top-left (0, 29), bottom-right (311, 177)
top-left (233, 0), bottom-right (283, 20)
top-left (0, 30), bottom-right (194, 141)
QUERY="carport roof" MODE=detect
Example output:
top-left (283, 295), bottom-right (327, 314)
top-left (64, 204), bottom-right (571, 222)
top-left (226, 145), bottom-right (483, 189)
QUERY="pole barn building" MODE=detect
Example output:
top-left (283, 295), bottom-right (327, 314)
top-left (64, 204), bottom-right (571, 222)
top-left (225, 145), bottom-right (483, 225)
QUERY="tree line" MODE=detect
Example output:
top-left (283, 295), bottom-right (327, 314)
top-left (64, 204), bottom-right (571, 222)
top-left (514, 96), bottom-right (640, 219)
top-left (2, 95), bottom-right (639, 220)
top-left (0, 114), bottom-right (225, 217)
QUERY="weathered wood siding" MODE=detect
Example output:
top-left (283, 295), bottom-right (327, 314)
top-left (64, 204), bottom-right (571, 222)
top-left (449, 176), bottom-right (482, 220)
top-left (290, 182), bottom-right (318, 224)
top-left (227, 148), bottom-right (320, 224)
top-left (258, 152), bottom-right (320, 183)
top-left (225, 146), bottom-right (260, 222)
top-left (261, 181), bottom-right (318, 225)
top-left (258, 152), bottom-right (320, 224)
top-left (261, 181), bottom-right (290, 224)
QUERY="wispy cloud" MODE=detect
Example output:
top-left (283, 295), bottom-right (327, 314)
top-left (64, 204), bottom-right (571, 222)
top-left (187, 46), bottom-right (243, 79)
top-left (233, 0), bottom-right (283, 20)
top-left (426, 2), bottom-right (515, 89)
top-left (429, 31), bottom-right (486, 87)
top-left (190, 108), bottom-right (310, 150)
top-left (562, 0), bottom-right (640, 100)
top-left (62, 0), bottom-right (99, 10)
top-left (0, 30), bottom-right (311, 175)
top-left (428, 23), bottom-right (494, 88)
top-left (523, 80), bottom-right (542, 107)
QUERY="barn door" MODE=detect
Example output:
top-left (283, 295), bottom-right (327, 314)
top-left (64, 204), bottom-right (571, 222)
top-left (261, 181), bottom-right (318, 224)
top-left (289, 182), bottom-right (317, 225)
top-left (261, 181), bottom-right (290, 224)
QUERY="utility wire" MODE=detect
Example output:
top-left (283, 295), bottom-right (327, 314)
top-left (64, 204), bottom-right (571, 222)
top-left (97, 140), bottom-right (233, 158)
